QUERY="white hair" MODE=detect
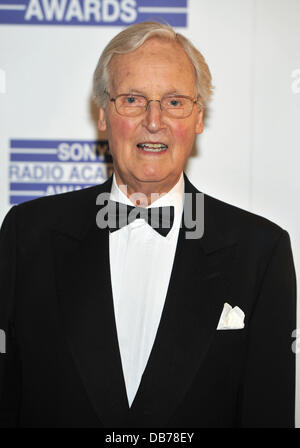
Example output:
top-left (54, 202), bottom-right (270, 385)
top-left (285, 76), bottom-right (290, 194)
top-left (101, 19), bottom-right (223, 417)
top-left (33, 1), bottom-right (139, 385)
top-left (93, 21), bottom-right (213, 109)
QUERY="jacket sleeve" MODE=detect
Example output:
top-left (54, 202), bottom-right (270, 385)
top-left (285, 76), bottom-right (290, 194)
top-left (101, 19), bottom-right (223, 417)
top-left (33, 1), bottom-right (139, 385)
top-left (0, 206), bottom-right (22, 427)
top-left (238, 230), bottom-right (297, 427)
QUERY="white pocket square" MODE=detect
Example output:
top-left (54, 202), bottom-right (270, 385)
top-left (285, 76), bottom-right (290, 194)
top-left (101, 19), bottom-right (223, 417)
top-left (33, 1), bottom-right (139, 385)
top-left (217, 302), bottom-right (245, 330)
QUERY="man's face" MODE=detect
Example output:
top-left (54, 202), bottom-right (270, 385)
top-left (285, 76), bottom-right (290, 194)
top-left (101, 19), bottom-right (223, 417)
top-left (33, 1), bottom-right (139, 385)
top-left (98, 38), bottom-right (204, 194)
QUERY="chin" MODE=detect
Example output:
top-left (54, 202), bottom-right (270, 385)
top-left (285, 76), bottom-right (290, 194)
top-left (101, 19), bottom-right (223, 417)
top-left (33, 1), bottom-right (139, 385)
top-left (138, 166), bottom-right (168, 181)
top-left (136, 172), bottom-right (166, 184)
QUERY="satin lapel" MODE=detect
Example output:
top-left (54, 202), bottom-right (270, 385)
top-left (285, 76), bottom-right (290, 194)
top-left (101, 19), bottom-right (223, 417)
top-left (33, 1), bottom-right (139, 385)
top-left (53, 180), bottom-right (129, 427)
top-left (130, 176), bottom-right (237, 427)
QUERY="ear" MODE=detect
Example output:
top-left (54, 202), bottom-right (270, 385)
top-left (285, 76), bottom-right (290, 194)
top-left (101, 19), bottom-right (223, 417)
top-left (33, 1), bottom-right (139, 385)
top-left (98, 107), bottom-right (107, 131)
top-left (195, 107), bottom-right (204, 134)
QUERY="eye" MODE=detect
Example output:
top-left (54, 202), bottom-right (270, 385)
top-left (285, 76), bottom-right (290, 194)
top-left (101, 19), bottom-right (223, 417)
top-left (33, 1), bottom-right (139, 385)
top-left (126, 96), bottom-right (137, 104)
top-left (170, 99), bottom-right (180, 107)
top-left (164, 96), bottom-right (184, 108)
top-left (121, 95), bottom-right (146, 106)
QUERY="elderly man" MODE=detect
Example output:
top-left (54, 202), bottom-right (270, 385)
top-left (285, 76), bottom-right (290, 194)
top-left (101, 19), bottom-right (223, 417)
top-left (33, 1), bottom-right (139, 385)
top-left (0, 22), bottom-right (296, 428)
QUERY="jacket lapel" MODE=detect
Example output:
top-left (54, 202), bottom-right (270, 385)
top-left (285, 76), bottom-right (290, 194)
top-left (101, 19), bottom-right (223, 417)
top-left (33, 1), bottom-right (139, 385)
top-left (129, 175), bottom-right (238, 427)
top-left (53, 178), bottom-right (129, 427)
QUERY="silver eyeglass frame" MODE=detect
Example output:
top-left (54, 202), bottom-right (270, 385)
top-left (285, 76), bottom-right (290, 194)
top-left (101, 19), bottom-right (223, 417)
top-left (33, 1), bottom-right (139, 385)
top-left (104, 90), bottom-right (201, 118)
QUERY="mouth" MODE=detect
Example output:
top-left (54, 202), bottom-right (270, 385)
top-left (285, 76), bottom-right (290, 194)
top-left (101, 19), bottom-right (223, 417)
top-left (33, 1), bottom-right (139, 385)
top-left (136, 142), bottom-right (168, 153)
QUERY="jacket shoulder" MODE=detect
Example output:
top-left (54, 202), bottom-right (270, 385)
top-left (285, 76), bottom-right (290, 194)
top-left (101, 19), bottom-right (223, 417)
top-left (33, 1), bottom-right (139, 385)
top-left (13, 179), bottom-right (111, 228)
top-left (1, 179), bottom-right (112, 244)
top-left (203, 192), bottom-right (288, 250)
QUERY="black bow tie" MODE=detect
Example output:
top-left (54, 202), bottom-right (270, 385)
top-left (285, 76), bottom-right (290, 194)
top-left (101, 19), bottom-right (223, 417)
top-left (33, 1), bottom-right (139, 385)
top-left (107, 200), bottom-right (175, 237)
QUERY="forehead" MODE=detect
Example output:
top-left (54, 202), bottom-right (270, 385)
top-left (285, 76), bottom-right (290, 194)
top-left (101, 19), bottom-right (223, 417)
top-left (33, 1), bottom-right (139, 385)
top-left (109, 38), bottom-right (196, 95)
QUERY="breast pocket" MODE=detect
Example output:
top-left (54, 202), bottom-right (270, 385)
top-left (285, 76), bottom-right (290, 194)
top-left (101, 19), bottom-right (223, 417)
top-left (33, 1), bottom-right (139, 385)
top-left (212, 329), bottom-right (246, 357)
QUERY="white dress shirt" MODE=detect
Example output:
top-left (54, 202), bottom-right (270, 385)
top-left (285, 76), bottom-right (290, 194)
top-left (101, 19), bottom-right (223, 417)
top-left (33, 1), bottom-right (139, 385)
top-left (109, 173), bottom-right (184, 407)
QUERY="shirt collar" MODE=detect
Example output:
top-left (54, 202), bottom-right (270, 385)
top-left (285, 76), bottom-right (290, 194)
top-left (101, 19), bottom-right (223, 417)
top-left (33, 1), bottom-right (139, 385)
top-left (110, 173), bottom-right (184, 207)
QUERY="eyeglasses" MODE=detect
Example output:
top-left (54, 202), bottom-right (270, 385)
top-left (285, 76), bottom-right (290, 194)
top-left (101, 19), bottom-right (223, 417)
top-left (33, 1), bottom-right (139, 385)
top-left (105, 91), bottom-right (200, 119)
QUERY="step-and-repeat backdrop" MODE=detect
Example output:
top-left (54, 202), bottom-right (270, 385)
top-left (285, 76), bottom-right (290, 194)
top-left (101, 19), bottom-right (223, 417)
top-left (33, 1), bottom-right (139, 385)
top-left (1, 0), bottom-right (300, 425)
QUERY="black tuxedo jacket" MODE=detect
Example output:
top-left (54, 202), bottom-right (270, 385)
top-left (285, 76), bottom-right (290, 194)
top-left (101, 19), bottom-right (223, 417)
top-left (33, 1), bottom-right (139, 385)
top-left (0, 175), bottom-right (296, 428)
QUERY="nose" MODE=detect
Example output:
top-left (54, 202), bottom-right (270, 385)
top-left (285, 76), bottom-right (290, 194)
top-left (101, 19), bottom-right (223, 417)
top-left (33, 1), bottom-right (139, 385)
top-left (142, 100), bottom-right (165, 133)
